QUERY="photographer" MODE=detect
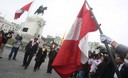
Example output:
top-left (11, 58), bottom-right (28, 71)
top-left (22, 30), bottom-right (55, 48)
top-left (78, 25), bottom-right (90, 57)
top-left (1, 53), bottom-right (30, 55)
top-left (8, 34), bottom-right (23, 60)
top-left (0, 30), bottom-right (14, 58)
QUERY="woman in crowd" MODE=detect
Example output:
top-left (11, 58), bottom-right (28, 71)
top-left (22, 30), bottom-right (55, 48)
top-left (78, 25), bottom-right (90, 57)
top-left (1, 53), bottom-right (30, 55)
top-left (33, 44), bottom-right (47, 71)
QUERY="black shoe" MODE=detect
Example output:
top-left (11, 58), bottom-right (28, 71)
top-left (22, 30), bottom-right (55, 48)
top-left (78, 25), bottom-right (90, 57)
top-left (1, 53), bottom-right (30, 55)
top-left (33, 69), bottom-right (36, 72)
top-left (37, 67), bottom-right (40, 70)
top-left (0, 57), bottom-right (2, 58)
top-left (8, 58), bottom-right (11, 60)
top-left (21, 65), bottom-right (25, 67)
top-left (24, 66), bottom-right (28, 69)
top-left (13, 58), bottom-right (16, 60)
top-left (47, 72), bottom-right (52, 74)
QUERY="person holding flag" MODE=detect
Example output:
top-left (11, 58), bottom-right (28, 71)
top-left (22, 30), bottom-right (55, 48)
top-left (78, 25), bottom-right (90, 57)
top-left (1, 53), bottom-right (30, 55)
top-left (100, 34), bottom-right (128, 59)
top-left (100, 34), bottom-right (128, 78)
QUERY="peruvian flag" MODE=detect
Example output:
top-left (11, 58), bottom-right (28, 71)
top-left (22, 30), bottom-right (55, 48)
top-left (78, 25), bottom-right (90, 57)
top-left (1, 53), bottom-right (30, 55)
top-left (14, 1), bottom-right (33, 19)
top-left (52, 2), bottom-right (98, 78)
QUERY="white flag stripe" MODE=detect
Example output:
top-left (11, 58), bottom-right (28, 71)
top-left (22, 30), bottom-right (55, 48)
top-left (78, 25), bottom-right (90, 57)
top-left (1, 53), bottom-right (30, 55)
top-left (16, 9), bottom-right (24, 13)
top-left (65, 18), bottom-right (89, 64)
top-left (79, 34), bottom-right (89, 64)
top-left (65, 18), bottom-right (82, 40)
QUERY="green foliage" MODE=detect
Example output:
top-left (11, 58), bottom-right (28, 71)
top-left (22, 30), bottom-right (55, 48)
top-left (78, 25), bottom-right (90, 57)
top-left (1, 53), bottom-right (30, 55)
top-left (7, 38), bottom-right (28, 50)
top-left (42, 37), bottom-right (54, 47)
top-left (7, 38), bottom-right (14, 45)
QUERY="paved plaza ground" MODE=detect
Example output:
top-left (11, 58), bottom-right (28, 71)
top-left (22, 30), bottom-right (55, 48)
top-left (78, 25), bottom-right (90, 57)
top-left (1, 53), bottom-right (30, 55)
top-left (0, 47), bottom-right (60, 78)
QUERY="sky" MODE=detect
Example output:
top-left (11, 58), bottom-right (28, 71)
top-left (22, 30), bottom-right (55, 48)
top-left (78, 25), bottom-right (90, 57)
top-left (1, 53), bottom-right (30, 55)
top-left (0, 0), bottom-right (128, 46)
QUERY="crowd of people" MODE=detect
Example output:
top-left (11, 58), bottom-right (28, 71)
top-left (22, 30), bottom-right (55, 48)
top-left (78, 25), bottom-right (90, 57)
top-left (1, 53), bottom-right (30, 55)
top-left (0, 30), bottom-right (59, 73)
top-left (86, 52), bottom-right (128, 78)
top-left (71, 34), bottom-right (128, 78)
top-left (0, 29), bottom-right (128, 78)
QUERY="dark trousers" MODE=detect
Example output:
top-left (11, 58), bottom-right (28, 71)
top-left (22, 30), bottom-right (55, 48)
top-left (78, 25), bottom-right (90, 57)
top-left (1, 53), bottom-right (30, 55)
top-left (9, 47), bottom-right (19, 59)
top-left (47, 59), bottom-right (54, 73)
top-left (34, 61), bottom-right (43, 69)
top-left (23, 52), bottom-right (33, 68)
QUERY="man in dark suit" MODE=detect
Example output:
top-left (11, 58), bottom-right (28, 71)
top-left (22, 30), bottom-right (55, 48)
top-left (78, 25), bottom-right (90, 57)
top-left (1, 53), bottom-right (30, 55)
top-left (22, 38), bottom-right (39, 69)
top-left (113, 56), bottom-right (128, 78)
top-left (100, 34), bottom-right (128, 78)
top-left (47, 43), bottom-right (58, 74)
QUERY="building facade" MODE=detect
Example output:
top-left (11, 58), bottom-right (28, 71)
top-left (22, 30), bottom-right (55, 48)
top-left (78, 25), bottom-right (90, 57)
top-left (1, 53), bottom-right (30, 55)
top-left (0, 16), bottom-right (21, 32)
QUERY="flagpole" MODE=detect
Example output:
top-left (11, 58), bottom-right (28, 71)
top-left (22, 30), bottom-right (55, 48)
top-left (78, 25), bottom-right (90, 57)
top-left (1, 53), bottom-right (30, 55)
top-left (20, 0), bottom-right (36, 34)
top-left (85, 0), bottom-right (122, 78)
top-left (25, 0), bottom-right (36, 22)
top-left (27, 0), bottom-right (36, 19)
top-left (60, 31), bottom-right (66, 45)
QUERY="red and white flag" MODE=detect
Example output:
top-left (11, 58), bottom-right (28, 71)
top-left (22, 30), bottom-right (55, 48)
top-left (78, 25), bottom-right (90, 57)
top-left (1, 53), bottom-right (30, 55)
top-left (52, 2), bottom-right (98, 78)
top-left (14, 1), bottom-right (33, 19)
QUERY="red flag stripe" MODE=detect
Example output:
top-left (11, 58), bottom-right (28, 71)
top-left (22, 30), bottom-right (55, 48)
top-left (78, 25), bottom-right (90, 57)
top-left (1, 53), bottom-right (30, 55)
top-left (21, 1), bottom-right (33, 11)
top-left (14, 1), bottom-right (33, 19)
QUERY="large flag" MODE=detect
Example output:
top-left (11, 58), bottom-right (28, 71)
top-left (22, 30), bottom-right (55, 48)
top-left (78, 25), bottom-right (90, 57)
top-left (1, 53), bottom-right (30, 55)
top-left (14, 1), bottom-right (33, 19)
top-left (52, 2), bottom-right (98, 78)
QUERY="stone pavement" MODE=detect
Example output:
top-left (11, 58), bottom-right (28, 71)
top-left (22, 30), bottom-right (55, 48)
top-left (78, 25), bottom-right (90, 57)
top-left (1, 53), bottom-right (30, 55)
top-left (0, 47), bottom-right (60, 78)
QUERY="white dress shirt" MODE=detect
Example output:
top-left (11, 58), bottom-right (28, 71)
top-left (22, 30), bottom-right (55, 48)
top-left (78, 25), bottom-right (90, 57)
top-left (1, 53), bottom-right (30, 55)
top-left (114, 63), bottom-right (124, 78)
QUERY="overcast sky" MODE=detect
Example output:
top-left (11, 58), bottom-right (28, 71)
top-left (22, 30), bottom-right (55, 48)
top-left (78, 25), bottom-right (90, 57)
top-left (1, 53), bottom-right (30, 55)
top-left (0, 0), bottom-right (128, 46)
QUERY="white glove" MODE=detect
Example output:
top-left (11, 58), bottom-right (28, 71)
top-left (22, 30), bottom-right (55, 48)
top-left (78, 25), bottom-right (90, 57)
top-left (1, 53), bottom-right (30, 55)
top-left (100, 34), bottom-right (113, 44)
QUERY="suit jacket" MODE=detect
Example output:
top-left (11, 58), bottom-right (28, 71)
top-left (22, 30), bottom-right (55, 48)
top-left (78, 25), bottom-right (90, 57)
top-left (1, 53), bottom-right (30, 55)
top-left (96, 61), bottom-right (114, 78)
top-left (115, 44), bottom-right (128, 58)
top-left (35, 47), bottom-right (47, 62)
top-left (48, 48), bottom-right (57, 60)
top-left (119, 64), bottom-right (128, 78)
top-left (25, 41), bottom-right (38, 54)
